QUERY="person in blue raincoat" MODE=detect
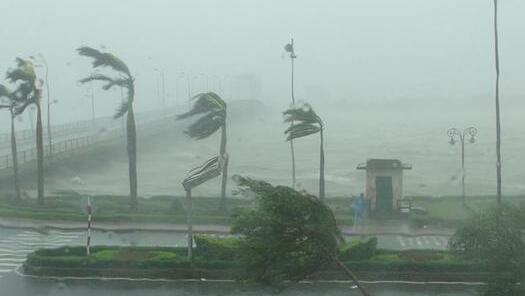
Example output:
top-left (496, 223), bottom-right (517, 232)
top-left (352, 193), bottom-right (368, 233)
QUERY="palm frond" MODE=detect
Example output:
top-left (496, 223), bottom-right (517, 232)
top-left (77, 46), bottom-right (131, 75)
top-left (114, 100), bottom-right (129, 119)
top-left (79, 73), bottom-right (114, 84)
top-left (284, 122), bottom-right (320, 141)
top-left (283, 104), bottom-right (321, 125)
top-left (6, 64), bottom-right (35, 84)
top-left (14, 98), bottom-right (36, 115)
top-left (0, 84), bottom-right (11, 98)
top-left (184, 110), bottom-right (225, 139)
top-left (178, 92), bottom-right (226, 120)
top-left (102, 78), bottom-right (129, 90)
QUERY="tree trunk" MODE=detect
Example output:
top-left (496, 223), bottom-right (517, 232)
top-left (10, 112), bottom-right (21, 200)
top-left (36, 103), bottom-right (44, 206)
top-left (493, 0), bottom-right (502, 204)
top-left (319, 129), bottom-right (325, 200)
top-left (219, 121), bottom-right (228, 210)
top-left (334, 257), bottom-right (371, 296)
top-left (127, 103), bottom-right (138, 211)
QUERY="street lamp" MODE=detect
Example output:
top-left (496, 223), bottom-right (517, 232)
top-left (447, 127), bottom-right (478, 205)
top-left (154, 68), bottom-right (166, 107)
top-left (30, 54), bottom-right (53, 160)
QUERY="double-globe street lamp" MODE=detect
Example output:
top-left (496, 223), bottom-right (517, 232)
top-left (447, 127), bottom-right (478, 206)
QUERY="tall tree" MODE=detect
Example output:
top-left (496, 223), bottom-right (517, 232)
top-left (493, 0), bottom-right (502, 204)
top-left (284, 39), bottom-right (297, 189)
top-left (178, 92), bottom-right (228, 209)
top-left (77, 46), bottom-right (138, 211)
top-left (0, 84), bottom-right (21, 200)
top-left (6, 58), bottom-right (45, 205)
top-left (283, 103), bottom-right (325, 200)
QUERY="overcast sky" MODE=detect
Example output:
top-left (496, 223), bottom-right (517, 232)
top-left (1, 0), bottom-right (524, 130)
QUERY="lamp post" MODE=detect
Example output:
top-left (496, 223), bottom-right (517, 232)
top-left (154, 68), bottom-right (166, 107)
top-left (30, 54), bottom-right (53, 159)
top-left (447, 127), bottom-right (478, 205)
top-left (284, 38), bottom-right (297, 189)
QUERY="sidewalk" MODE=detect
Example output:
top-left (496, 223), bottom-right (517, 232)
top-left (0, 216), bottom-right (456, 236)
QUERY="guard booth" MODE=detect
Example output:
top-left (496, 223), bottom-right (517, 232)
top-left (357, 159), bottom-right (412, 214)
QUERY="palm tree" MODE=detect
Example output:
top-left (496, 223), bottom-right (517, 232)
top-left (0, 84), bottom-right (21, 200)
top-left (493, 0), bottom-right (502, 204)
top-left (283, 103), bottom-right (325, 200)
top-left (77, 46), bottom-right (138, 211)
top-left (177, 92), bottom-right (228, 209)
top-left (6, 58), bottom-right (45, 205)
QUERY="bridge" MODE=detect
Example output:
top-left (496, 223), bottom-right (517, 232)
top-left (0, 107), bottom-right (178, 180)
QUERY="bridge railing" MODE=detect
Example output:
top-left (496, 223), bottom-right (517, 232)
top-left (0, 113), bottom-right (176, 171)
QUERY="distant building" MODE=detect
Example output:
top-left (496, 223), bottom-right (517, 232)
top-left (357, 159), bottom-right (412, 214)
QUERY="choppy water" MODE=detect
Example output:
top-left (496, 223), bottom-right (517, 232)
top-left (25, 104), bottom-right (525, 199)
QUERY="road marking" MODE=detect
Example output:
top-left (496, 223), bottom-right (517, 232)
top-left (0, 263), bottom-right (19, 267)
top-left (422, 236), bottom-right (430, 245)
top-left (432, 236), bottom-right (442, 247)
top-left (0, 258), bottom-right (25, 262)
top-left (0, 248), bottom-right (33, 254)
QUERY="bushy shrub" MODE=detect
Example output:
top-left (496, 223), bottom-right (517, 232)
top-left (231, 177), bottom-right (341, 285)
top-left (338, 237), bottom-right (377, 261)
top-left (194, 235), bottom-right (240, 261)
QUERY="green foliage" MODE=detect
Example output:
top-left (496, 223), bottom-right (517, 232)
top-left (283, 103), bottom-right (322, 141)
top-left (177, 92), bottom-right (226, 140)
top-left (338, 237), bottom-right (378, 261)
top-left (77, 46), bottom-right (134, 119)
top-left (77, 47), bottom-right (131, 75)
top-left (449, 204), bottom-right (525, 294)
top-left (194, 235), bottom-right (240, 261)
top-left (231, 176), bottom-right (341, 285)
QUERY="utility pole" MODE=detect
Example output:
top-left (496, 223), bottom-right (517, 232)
top-left (493, 0), bottom-right (502, 204)
top-left (284, 38), bottom-right (297, 189)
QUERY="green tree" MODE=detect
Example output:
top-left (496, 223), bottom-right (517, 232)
top-left (283, 103), bottom-right (325, 199)
top-left (6, 58), bottom-right (45, 205)
top-left (449, 204), bottom-right (525, 295)
top-left (232, 176), bottom-right (370, 295)
top-left (77, 46), bottom-right (138, 211)
top-left (0, 84), bottom-right (21, 200)
top-left (178, 92), bottom-right (228, 209)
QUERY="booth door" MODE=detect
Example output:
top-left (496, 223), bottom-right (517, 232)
top-left (375, 176), bottom-right (393, 214)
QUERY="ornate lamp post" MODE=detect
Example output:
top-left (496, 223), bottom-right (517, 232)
top-left (447, 127), bottom-right (477, 205)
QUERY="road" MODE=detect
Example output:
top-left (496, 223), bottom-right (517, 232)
top-left (0, 227), bottom-right (470, 296)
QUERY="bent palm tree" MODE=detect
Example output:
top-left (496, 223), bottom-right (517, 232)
top-left (0, 84), bottom-right (21, 200)
top-left (284, 103), bottom-right (325, 200)
top-left (177, 92), bottom-right (228, 209)
top-left (78, 46), bottom-right (138, 211)
top-left (6, 58), bottom-right (45, 205)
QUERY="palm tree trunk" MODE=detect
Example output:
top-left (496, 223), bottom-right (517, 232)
top-left (127, 103), bottom-right (138, 211)
top-left (333, 257), bottom-right (371, 296)
top-left (493, 0), bottom-right (502, 204)
top-left (219, 122), bottom-right (228, 210)
top-left (10, 111), bottom-right (21, 200)
top-left (319, 129), bottom-right (325, 200)
top-left (36, 103), bottom-right (44, 205)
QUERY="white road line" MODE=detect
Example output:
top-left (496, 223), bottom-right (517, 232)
top-left (0, 258), bottom-right (25, 263)
top-left (415, 237), bottom-right (423, 247)
top-left (0, 263), bottom-right (18, 267)
top-left (422, 236), bottom-right (430, 245)
top-left (407, 237), bottom-right (414, 246)
top-left (397, 236), bottom-right (406, 248)
top-left (0, 253), bottom-right (26, 257)
top-left (15, 233), bottom-right (43, 238)
top-left (0, 248), bottom-right (33, 254)
top-left (0, 269), bottom-right (12, 273)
